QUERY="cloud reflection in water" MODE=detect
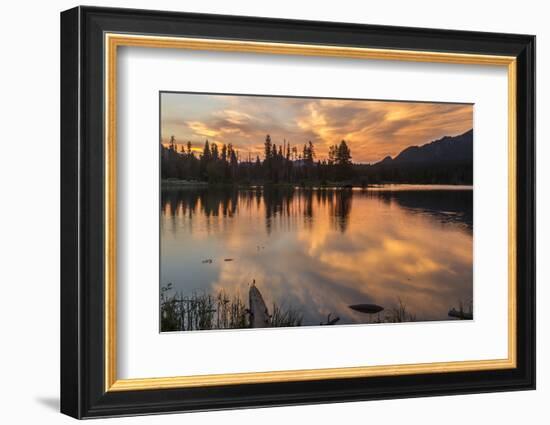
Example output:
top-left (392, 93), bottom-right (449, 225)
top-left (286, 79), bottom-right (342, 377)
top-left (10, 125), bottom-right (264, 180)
top-left (161, 186), bottom-right (473, 326)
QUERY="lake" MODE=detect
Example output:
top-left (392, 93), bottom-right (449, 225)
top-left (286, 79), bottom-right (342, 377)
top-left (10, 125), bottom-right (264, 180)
top-left (160, 185), bottom-right (473, 329)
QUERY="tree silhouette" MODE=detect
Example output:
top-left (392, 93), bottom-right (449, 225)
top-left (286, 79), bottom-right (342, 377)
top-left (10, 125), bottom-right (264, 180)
top-left (161, 134), bottom-right (472, 185)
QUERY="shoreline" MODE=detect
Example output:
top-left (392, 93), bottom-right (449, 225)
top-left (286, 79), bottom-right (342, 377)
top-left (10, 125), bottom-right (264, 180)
top-left (161, 179), bottom-right (473, 190)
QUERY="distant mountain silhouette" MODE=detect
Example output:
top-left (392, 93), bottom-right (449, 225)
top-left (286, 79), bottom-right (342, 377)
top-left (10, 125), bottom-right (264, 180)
top-left (376, 129), bottom-right (473, 166)
top-left (364, 129), bottom-right (473, 184)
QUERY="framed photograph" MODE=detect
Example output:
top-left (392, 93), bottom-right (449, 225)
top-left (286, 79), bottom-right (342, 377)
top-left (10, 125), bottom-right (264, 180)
top-left (60, 6), bottom-right (535, 419)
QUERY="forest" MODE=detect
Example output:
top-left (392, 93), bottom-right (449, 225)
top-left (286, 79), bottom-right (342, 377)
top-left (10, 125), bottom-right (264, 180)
top-left (161, 132), bottom-right (473, 186)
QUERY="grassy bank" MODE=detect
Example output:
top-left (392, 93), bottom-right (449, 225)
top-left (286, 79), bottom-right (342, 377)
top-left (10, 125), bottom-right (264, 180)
top-left (160, 285), bottom-right (303, 332)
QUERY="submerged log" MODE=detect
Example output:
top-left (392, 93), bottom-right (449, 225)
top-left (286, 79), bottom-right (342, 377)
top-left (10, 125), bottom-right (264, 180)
top-left (349, 304), bottom-right (384, 314)
top-left (249, 283), bottom-right (270, 328)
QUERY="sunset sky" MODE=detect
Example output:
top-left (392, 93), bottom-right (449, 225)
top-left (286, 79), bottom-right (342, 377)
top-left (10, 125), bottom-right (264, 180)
top-left (160, 92), bottom-right (473, 164)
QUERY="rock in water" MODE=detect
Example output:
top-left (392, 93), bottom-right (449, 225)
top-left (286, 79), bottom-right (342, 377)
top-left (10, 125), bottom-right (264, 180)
top-left (349, 304), bottom-right (384, 314)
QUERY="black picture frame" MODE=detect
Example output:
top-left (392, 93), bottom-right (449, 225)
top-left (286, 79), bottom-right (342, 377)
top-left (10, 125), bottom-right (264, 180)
top-left (61, 5), bottom-right (535, 419)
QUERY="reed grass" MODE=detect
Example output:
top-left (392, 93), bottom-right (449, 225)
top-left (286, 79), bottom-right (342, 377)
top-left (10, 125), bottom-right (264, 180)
top-left (385, 298), bottom-right (417, 323)
top-left (270, 303), bottom-right (303, 327)
top-left (161, 284), bottom-right (302, 331)
top-left (368, 298), bottom-right (417, 323)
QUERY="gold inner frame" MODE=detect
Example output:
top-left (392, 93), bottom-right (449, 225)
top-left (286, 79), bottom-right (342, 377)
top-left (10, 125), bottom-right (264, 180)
top-left (104, 33), bottom-right (517, 392)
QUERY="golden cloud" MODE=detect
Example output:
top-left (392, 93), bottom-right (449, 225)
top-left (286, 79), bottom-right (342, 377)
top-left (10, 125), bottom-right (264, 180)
top-left (161, 93), bottom-right (473, 164)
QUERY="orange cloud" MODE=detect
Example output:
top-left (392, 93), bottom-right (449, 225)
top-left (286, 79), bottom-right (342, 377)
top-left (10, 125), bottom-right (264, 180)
top-left (186, 121), bottom-right (220, 139)
top-left (161, 93), bottom-right (473, 163)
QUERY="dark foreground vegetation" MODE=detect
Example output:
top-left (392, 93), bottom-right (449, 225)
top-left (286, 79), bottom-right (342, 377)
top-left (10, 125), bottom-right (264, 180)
top-left (160, 284), bottom-right (473, 332)
top-left (161, 130), bottom-right (473, 186)
top-left (160, 284), bottom-right (303, 332)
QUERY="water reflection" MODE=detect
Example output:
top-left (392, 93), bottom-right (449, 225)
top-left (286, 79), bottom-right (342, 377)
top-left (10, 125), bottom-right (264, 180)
top-left (161, 185), bottom-right (473, 327)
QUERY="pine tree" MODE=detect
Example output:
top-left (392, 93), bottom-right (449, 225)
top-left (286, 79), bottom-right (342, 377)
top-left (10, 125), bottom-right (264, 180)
top-left (264, 134), bottom-right (272, 160)
top-left (211, 143), bottom-right (219, 161)
top-left (169, 135), bottom-right (176, 151)
top-left (309, 141), bottom-right (315, 161)
top-left (203, 140), bottom-right (211, 161)
top-left (328, 144), bottom-right (338, 165)
top-left (337, 140), bottom-right (352, 165)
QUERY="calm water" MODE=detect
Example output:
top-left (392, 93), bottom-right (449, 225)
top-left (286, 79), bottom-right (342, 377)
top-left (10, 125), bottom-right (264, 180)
top-left (160, 185), bottom-right (473, 326)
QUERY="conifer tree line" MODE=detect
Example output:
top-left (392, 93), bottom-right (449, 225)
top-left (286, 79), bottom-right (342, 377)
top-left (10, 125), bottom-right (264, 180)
top-left (161, 134), bottom-right (354, 184)
top-left (161, 133), bottom-right (472, 185)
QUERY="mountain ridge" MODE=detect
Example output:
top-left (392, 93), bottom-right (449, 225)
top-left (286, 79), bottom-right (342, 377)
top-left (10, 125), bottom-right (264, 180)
top-left (374, 129), bottom-right (473, 166)
top-left (362, 129), bottom-right (473, 184)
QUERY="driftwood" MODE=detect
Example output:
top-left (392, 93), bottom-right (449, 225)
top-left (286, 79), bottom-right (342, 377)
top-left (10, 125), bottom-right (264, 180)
top-left (320, 313), bottom-right (340, 325)
top-left (249, 283), bottom-right (270, 328)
